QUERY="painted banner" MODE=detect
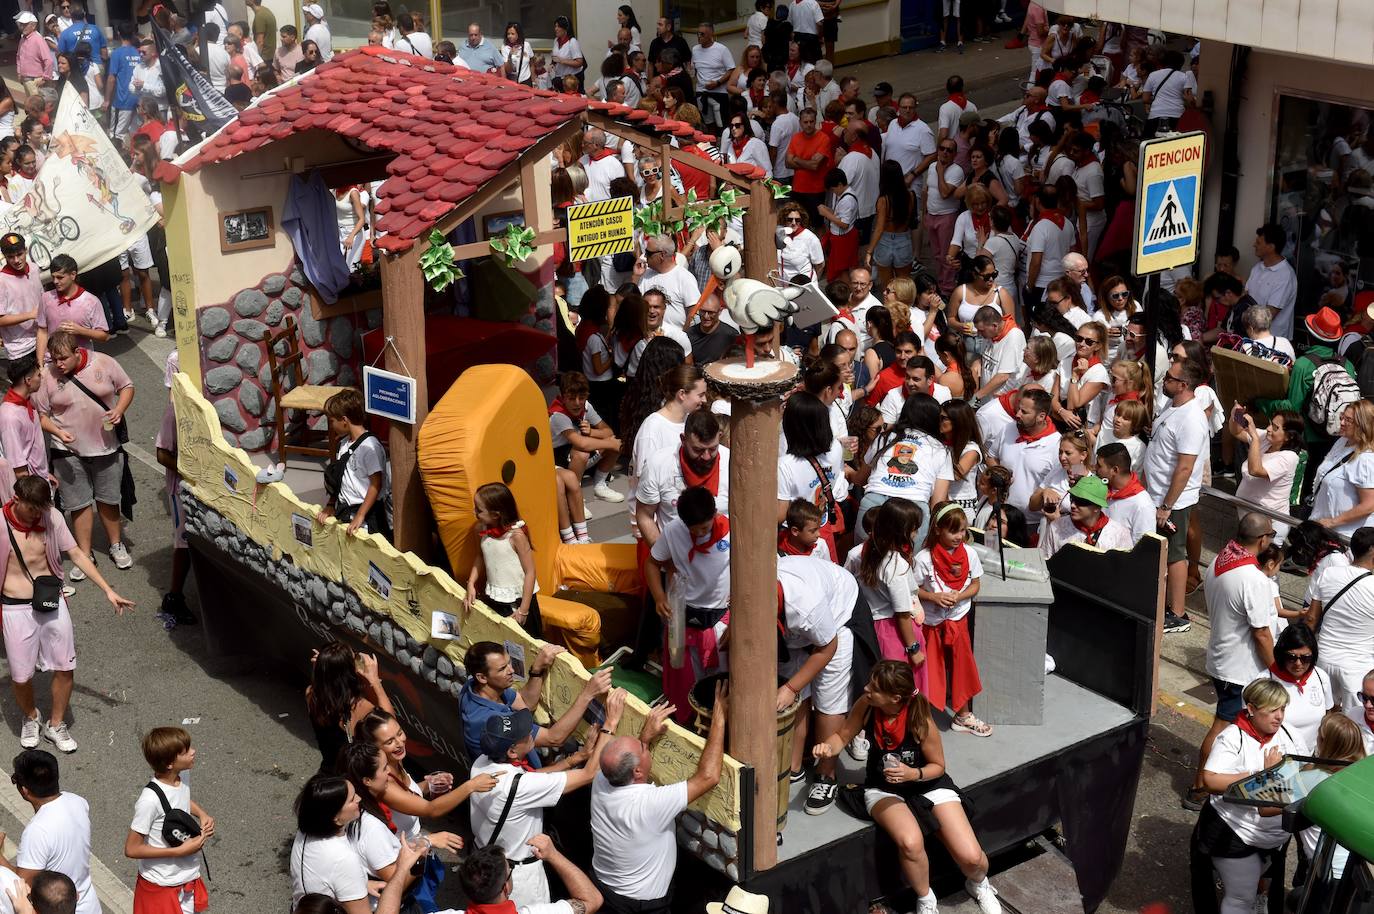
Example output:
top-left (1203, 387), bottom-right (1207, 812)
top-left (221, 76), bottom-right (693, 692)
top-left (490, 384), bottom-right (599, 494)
top-left (0, 85), bottom-right (159, 272)
top-left (153, 22), bottom-right (237, 136)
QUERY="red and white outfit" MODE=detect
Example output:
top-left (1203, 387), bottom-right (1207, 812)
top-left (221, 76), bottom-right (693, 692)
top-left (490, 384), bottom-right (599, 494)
top-left (0, 501), bottom-right (78, 684)
top-left (0, 261), bottom-right (42, 360)
top-left (913, 542), bottom-right (984, 713)
top-left (1104, 473), bottom-right (1156, 543)
top-left (0, 386), bottom-right (47, 480)
top-left (131, 778), bottom-right (209, 914)
top-left (995, 419), bottom-right (1062, 528)
top-left (37, 284), bottom-right (108, 350)
top-left (1038, 509), bottom-right (1133, 558)
top-left (650, 513), bottom-right (731, 722)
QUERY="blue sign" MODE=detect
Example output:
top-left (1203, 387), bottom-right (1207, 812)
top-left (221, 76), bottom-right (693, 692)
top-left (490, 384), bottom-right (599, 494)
top-left (1139, 175), bottom-right (1197, 258)
top-left (363, 366), bottom-right (416, 424)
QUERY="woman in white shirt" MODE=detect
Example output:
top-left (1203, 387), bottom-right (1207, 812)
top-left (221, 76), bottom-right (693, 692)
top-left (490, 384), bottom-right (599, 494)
top-left (1310, 400), bottom-right (1374, 538)
top-left (1065, 320), bottom-right (1110, 431)
top-left (778, 392), bottom-right (849, 554)
top-left (550, 16), bottom-right (584, 87)
top-left (1141, 49), bottom-right (1196, 134)
top-left (1230, 409), bottom-right (1303, 546)
top-left (1095, 274), bottom-right (1141, 362)
top-left (1190, 679), bottom-right (1297, 914)
top-left (290, 775), bottom-right (371, 912)
top-left (722, 114), bottom-right (772, 177)
top-left (853, 394), bottom-right (953, 546)
top-left (1264, 625), bottom-right (1336, 754)
top-left (940, 399), bottom-right (983, 512)
top-left (501, 22), bottom-right (534, 84)
top-left (777, 202), bottom-right (824, 281)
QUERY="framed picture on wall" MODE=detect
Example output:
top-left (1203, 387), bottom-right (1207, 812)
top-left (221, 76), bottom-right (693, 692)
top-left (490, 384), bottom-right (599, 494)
top-left (219, 207), bottom-right (275, 253)
top-left (482, 210), bottom-right (525, 240)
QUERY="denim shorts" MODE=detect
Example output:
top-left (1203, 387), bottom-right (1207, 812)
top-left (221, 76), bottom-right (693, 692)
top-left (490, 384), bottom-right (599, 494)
top-left (1212, 678), bottom-right (1245, 722)
top-left (871, 231), bottom-right (913, 269)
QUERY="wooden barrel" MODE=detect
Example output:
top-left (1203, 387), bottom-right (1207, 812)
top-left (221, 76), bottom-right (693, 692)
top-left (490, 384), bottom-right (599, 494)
top-left (689, 673), bottom-right (801, 830)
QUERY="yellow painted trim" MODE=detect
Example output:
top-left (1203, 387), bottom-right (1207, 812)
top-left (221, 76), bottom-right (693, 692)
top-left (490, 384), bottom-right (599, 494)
top-left (162, 181), bottom-right (202, 390)
top-left (833, 38), bottom-right (902, 67)
top-left (1157, 690), bottom-right (1216, 728)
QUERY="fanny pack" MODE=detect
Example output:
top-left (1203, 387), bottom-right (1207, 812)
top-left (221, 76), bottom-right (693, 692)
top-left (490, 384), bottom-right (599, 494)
top-left (145, 780), bottom-right (204, 848)
top-left (4, 521), bottom-right (61, 613)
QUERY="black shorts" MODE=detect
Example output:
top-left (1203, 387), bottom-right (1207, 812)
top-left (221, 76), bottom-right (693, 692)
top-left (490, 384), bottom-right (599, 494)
top-left (796, 32), bottom-right (822, 63)
top-left (553, 444), bottom-right (572, 468)
top-left (822, 17), bottom-right (839, 41)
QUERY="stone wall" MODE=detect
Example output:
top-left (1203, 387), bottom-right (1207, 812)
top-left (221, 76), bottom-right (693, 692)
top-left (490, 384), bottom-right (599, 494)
top-left (197, 265), bottom-right (378, 452)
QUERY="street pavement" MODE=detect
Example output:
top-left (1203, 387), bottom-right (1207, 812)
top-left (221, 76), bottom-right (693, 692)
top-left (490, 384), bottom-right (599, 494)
top-left (0, 29), bottom-right (1264, 914)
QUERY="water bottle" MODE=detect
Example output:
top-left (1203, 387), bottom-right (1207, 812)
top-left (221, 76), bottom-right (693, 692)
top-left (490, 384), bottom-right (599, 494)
top-left (667, 573), bottom-right (687, 669)
top-left (882, 753), bottom-right (901, 770)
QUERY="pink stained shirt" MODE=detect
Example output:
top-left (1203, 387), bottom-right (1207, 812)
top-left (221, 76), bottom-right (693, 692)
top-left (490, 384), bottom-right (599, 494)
top-left (1025, 2), bottom-right (1048, 47)
top-left (37, 287), bottom-right (107, 350)
top-left (0, 398), bottom-right (47, 479)
top-left (0, 265), bottom-right (42, 360)
top-left (0, 505), bottom-right (77, 585)
top-left (16, 31), bottom-right (53, 81)
top-left (33, 351), bottom-right (133, 458)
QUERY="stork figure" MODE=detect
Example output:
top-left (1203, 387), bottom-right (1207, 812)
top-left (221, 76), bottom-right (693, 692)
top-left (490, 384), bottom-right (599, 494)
top-left (707, 246), bottom-right (802, 367)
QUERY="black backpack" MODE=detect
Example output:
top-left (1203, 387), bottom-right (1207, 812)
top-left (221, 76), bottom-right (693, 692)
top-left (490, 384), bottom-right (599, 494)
top-left (1343, 334), bottom-right (1374, 399)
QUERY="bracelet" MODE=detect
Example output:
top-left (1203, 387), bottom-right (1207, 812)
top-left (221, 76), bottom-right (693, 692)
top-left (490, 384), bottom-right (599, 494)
top-left (599, 727), bottom-right (614, 735)
top-left (904, 643), bottom-right (922, 655)
top-left (529, 668), bottom-right (547, 678)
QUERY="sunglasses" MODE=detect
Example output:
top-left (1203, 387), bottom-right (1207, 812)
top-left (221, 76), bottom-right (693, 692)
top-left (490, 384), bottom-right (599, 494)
top-left (1109, 290), bottom-right (1131, 300)
top-left (1044, 297), bottom-right (1064, 307)
top-left (978, 271), bottom-right (997, 280)
top-left (1075, 336), bottom-right (1097, 345)
top-left (939, 146), bottom-right (956, 153)
top-left (640, 169), bottom-right (661, 178)
top-left (784, 217), bottom-right (803, 224)
top-left (1163, 373), bottom-right (1184, 384)
top-left (1360, 693), bottom-right (1374, 706)
top-left (1068, 496), bottom-right (1094, 508)
top-left (1283, 652), bottom-right (1314, 664)
top-left (731, 122), bottom-right (746, 129)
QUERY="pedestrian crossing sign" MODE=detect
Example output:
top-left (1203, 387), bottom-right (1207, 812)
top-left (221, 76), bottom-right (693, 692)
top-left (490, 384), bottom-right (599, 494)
top-left (1132, 132), bottom-right (1206, 275)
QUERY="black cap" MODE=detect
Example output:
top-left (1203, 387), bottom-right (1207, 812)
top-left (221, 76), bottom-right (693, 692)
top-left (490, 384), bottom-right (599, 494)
top-left (0, 233), bottom-right (25, 254)
top-left (873, 81), bottom-right (894, 97)
top-left (480, 709), bottom-right (534, 759)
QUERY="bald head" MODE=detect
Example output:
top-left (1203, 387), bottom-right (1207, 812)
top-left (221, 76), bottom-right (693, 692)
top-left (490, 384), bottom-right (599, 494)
top-left (1028, 86), bottom-right (1048, 106)
top-left (600, 736), bottom-right (646, 786)
top-left (584, 128), bottom-right (606, 151)
top-left (1237, 512), bottom-right (1275, 545)
top-left (1063, 253), bottom-right (1088, 273)
top-left (836, 329), bottom-right (858, 351)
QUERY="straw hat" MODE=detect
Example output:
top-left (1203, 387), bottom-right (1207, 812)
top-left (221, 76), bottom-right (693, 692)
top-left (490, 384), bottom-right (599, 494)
top-left (706, 887), bottom-right (770, 914)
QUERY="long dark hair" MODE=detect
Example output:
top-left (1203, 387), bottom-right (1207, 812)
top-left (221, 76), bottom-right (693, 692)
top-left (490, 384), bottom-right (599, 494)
top-left (618, 5), bottom-right (641, 31)
top-left (878, 160), bottom-right (911, 225)
top-left (578, 285), bottom-right (611, 328)
top-left (782, 391), bottom-right (832, 459)
top-left (868, 660), bottom-right (933, 743)
top-left (611, 288), bottom-right (648, 352)
top-left (294, 774), bottom-right (352, 838)
top-left (941, 399), bottom-right (982, 480)
top-left (340, 740), bottom-right (391, 826)
top-left (865, 306), bottom-right (894, 344)
top-left (859, 498), bottom-right (922, 587)
top-left (877, 393), bottom-right (942, 455)
top-left (306, 642), bottom-right (363, 731)
top-left (56, 51), bottom-right (88, 97)
top-left (1031, 304), bottom-right (1077, 340)
top-left (619, 339), bottom-right (688, 456)
top-left (294, 895), bottom-right (347, 914)
top-left (504, 21), bottom-right (524, 45)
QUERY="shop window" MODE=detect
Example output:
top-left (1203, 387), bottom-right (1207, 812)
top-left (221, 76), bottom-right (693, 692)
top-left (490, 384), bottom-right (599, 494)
top-left (674, 0), bottom-right (751, 31)
top-left (439, 0), bottom-right (571, 48)
top-left (1270, 92), bottom-right (1374, 319)
top-left (323, 0), bottom-right (425, 43)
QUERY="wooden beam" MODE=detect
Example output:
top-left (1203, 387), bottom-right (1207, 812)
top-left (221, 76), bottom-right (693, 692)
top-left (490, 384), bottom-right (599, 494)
top-left (379, 244), bottom-right (431, 560)
top-left (441, 228), bottom-right (565, 262)
top-left (583, 112), bottom-right (760, 189)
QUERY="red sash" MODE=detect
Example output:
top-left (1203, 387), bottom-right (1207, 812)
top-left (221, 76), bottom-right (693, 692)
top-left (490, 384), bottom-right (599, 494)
top-left (1015, 421), bottom-right (1055, 444)
top-left (1235, 709), bottom-right (1275, 747)
top-left (1107, 474), bottom-right (1145, 501)
top-left (547, 397), bottom-right (585, 422)
top-left (1214, 539), bottom-right (1259, 576)
top-left (3, 388), bottom-right (33, 419)
top-left (1268, 661), bottom-right (1313, 695)
top-left (931, 543), bottom-right (969, 591)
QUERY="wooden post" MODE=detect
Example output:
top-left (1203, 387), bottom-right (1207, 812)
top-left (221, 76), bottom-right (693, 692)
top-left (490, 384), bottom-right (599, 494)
top-left (744, 181), bottom-right (776, 283)
top-left (379, 245), bottom-right (431, 560)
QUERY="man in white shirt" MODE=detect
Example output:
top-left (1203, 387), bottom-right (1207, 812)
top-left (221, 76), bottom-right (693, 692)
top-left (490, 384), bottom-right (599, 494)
top-left (11, 750), bottom-right (99, 914)
top-left (1309, 527), bottom-right (1374, 714)
top-left (202, 23), bottom-right (231, 91)
top-left (1039, 475), bottom-right (1133, 558)
top-left (925, 139), bottom-right (964, 295)
top-left (626, 289), bottom-right (691, 377)
top-left (1068, 133), bottom-right (1106, 260)
top-left (1024, 185), bottom-right (1070, 309)
top-left (394, 12), bottom-right (432, 57)
top-left (580, 129), bottom-right (626, 203)
top-left (746, 0), bottom-right (770, 46)
top-left (1143, 359), bottom-right (1210, 634)
top-left (638, 236), bottom-right (701, 331)
top-left (789, 0), bottom-right (824, 60)
top-left (992, 388), bottom-right (1061, 528)
top-left (840, 266), bottom-right (882, 356)
top-left (459, 835), bottom-right (603, 914)
top-left (591, 683), bottom-right (726, 914)
top-left (1247, 224), bottom-right (1298, 340)
top-left (1062, 253), bottom-right (1096, 314)
top-left (471, 702), bottom-right (622, 907)
top-left (997, 86), bottom-right (1055, 153)
top-left (838, 124), bottom-right (879, 240)
top-left (691, 22), bottom-right (734, 130)
top-left (131, 39), bottom-right (167, 116)
top-left (301, 3), bottom-right (332, 61)
top-left (1185, 513), bottom-right (1278, 809)
top-left (937, 75), bottom-right (977, 145)
top-left (809, 59), bottom-right (840, 114)
top-left (635, 411), bottom-right (730, 545)
top-left (1098, 443), bottom-right (1155, 541)
top-left (972, 305), bottom-right (1025, 403)
top-left (880, 355), bottom-right (951, 425)
top-left (768, 92), bottom-right (801, 180)
top-left (883, 94), bottom-right (936, 190)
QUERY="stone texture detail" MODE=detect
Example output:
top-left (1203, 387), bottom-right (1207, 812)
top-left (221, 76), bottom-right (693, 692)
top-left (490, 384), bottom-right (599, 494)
top-left (214, 397), bottom-right (246, 432)
top-left (199, 307), bottom-right (231, 338)
top-left (204, 365), bottom-right (242, 394)
top-left (261, 274), bottom-right (287, 295)
top-left (239, 382), bottom-right (265, 417)
top-left (206, 336), bottom-right (237, 363)
top-left (235, 343), bottom-right (262, 373)
top-left (232, 319), bottom-right (269, 341)
top-left (233, 289), bottom-right (269, 317)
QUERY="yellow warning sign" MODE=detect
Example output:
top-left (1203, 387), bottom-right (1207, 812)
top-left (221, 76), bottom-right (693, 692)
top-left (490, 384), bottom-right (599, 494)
top-left (567, 195), bottom-right (634, 263)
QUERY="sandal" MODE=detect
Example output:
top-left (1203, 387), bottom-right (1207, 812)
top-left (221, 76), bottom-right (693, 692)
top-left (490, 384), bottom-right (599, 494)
top-left (951, 712), bottom-right (993, 737)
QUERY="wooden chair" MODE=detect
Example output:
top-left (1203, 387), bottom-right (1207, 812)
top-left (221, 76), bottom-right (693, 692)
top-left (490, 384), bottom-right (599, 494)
top-left (265, 315), bottom-right (345, 465)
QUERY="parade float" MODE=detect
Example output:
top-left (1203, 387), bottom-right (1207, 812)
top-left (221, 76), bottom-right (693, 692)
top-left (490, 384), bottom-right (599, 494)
top-left (163, 47), bottom-right (1160, 912)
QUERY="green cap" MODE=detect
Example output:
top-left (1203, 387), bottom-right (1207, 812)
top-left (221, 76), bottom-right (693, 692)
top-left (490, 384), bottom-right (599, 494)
top-left (1069, 475), bottom-right (1108, 508)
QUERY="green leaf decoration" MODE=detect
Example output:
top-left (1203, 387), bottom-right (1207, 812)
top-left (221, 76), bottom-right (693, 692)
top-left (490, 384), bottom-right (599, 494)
top-left (489, 223), bottom-right (537, 266)
top-left (419, 229), bottom-right (464, 292)
top-left (766, 179), bottom-right (791, 199)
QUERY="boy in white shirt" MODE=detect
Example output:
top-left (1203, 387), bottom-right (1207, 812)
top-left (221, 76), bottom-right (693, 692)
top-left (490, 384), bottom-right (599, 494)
top-left (778, 498), bottom-right (831, 561)
top-left (126, 726), bottom-right (214, 912)
top-left (316, 388), bottom-right (392, 539)
top-left (1098, 442), bottom-right (1155, 543)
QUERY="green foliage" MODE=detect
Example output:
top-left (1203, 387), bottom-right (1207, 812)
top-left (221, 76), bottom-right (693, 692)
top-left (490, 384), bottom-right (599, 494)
top-left (489, 223), bottom-right (538, 266)
top-left (419, 229), bottom-right (463, 292)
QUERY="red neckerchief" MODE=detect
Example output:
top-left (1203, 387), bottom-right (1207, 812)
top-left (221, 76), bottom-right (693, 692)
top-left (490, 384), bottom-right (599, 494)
top-left (1079, 89), bottom-right (1100, 105)
top-left (680, 448), bottom-right (721, 496)
top-left (786, 61), bottom-right (801, 79)
top-left (509, 757), bottom-right (535, 772)
top-left (465, 902), bottom-right (519, 914)
top-left (998, 389), bottom-right (1019, 417)
top-left (749, 86), bottom-right (765, 109)
top-left (931, 542), bottom-right (969, 591)
top-left (1107, 474), bottom-right (1145, 500)
top-left (1084, 355), bottom-right (1102, 369)
top-left (56, 284), bottom-right (86, 304)
top-left (70, 347), bottom-right (89, 376)
top-left (948, 92), bottom-right (968, 109)
top-left (0, 262), bottom-right (28, 277)
top-left (1108, 390), bottom-right (1140, 406)
top-left (776, 581), bottom-right (788, 641)
top-left (3, 388), bottom-right (33, 419)
top-left (589, 148), bottom-right (616, 162)
top-left (1015, 421), bottom-right (1055, 444)
top-left (138, 118), bottom-right (167, 143)
top-left (377, 801), bottom-right (399, 834)
top-left (555, 35), bottom-right (569, 48)
top-left (847, 137), bottom-right (873, 158)
top-left (1072, 510), bottom-right (1110, 539)
top-left (777, 528), bottom-right (810, 557)
top-left (972, 210), bottom-right (991, 236)
top-left (17, 165), bottom-right (35, 180)
top-left (547, 397), bottom-right (585, 423)
top-left (1214, 539), bottom-right (1260, 576)
top-left (1021, 210), bottom-right (1066, 239)
top-left (1269, 661), bottom-right (1313, 695)
top-left (873, 703), bottom-right (909, 751)
top-left (3, 500), bottom-right (43, 534)
top-left (574, 318), bottom-right (601, 350)
top-left (835, 306), bottom-right (855, 323)
top-left (787, 224), bottom-right (805, 239)
top-left (689, 515), bottom-right (729, 562)
top-left (478, 523), bottom-right (511, 539)
top-left (732, 136), bottom-right (750, 158)
top-left (1234, 709), bottom-right (1276, 748)
top-left (993, 318), bottom-right (1014, 342)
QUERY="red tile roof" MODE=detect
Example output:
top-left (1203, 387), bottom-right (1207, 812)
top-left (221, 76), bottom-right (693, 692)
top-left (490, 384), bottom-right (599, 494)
top-left (169, 48), bottom-right (770, 252)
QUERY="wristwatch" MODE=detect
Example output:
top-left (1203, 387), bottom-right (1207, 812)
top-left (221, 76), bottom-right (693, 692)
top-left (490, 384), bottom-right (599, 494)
top-left (529, 667), bottom-right (547, 678)
top-left (904, 643), bottom-right (922, 655)
top-left (599, 727), bottom-right (614, 736)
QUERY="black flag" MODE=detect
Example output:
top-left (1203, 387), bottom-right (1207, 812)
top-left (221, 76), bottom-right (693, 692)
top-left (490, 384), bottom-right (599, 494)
top-left (152, 22), bottom-right (237, 138)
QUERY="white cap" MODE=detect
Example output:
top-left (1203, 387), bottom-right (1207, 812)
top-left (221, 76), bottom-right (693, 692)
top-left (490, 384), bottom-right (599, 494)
top-left (302, 3), bottom-right (324, 19)
top-left (13, 11), bottom-right (36, 24)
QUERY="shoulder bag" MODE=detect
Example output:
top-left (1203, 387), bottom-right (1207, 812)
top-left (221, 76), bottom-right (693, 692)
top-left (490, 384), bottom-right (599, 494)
top-left (322, 432), bottom-right (375, 504)
top-left (485, 771), bottom-right (523, 849)
top-left (4, 520), bottom-right (62, 613)
top-left (1320, 570), bottom-right (1373, 618)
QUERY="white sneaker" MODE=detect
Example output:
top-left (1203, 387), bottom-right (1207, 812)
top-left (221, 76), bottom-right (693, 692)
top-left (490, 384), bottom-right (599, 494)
top-left (19, 714), bottom-right (40, 748)
top-left (847, 732), bottom-right (870, 761)
top-left (42, 721), bottom-right (77, 754)
top-left (966, 878), bottom-right (1002, 914)
top-left (109, 542), bottom-right (133, 570)
top-left (145, 310), bottom-right (158, 328)
top-left (916, 892), bottom-right (940, 914)
top-left (154, 322), bottom-right (168, 338)
top-left (593, 481), bottom-right (625, 503)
